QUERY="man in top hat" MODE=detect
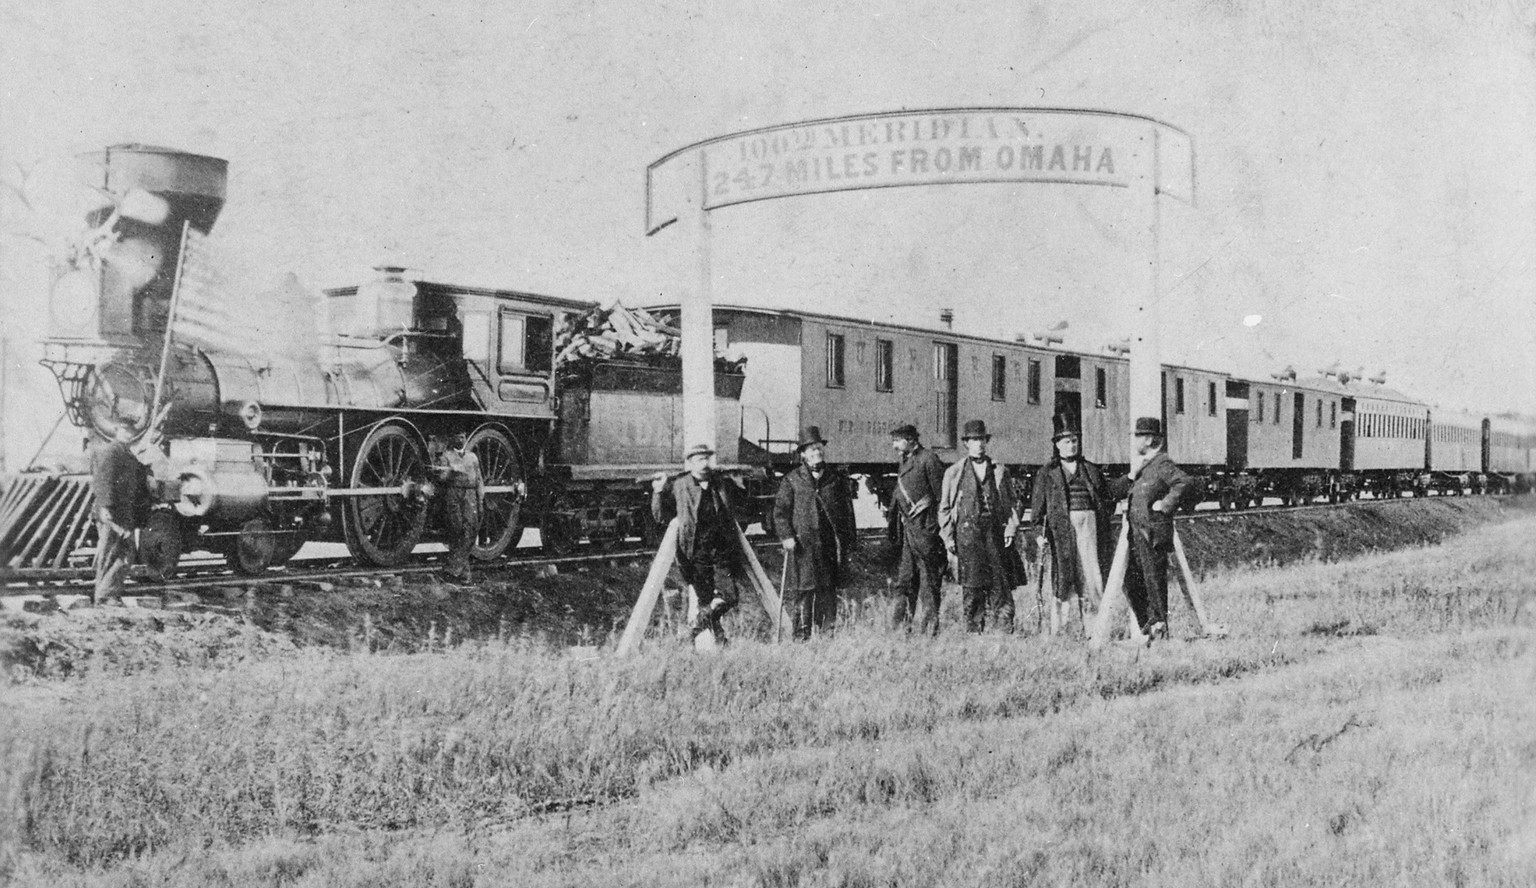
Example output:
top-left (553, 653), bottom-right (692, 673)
top-left (652, 443), bottom-right (745, 644)
top-left (1029, 413), bottom-right (1114, 635)
top-left (434, 430), bottom-right (484, 583)
top-left (90, 416), bottom-right (152, 605)
top-left (939, 420), bottom-right (1020, 632)
top-left (1107, 417), bottom-right (1194, 640)
top-left (886, 423), bottom-right (948, 635)
top-left (773, 426), bottom-right (858, 639)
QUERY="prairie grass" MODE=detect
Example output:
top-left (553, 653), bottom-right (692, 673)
top-left (4, 515), bottom-right (1535, 886)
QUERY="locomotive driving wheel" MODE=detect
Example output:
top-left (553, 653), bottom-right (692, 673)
top-left (344, 423), bottom-right (428, 566)
top-left (467, 425), bottom-right (525, 562)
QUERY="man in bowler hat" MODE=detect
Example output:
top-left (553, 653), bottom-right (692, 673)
top-left (773, 426), bottom-right (858, 639)
top-left (1029, 413), bottom-right (1114, 635)
top-left (939, 420), bottom-right (1020, 632)
top-left (886, 423), bottom-right (948, 635)
top-left (652, 443), bottom-right (745, 644)
top-left (1108, 417), bottom-right (1194, 640)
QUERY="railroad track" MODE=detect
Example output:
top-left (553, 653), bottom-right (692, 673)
top-left (1, 494), bottom-right (1495, 601)
top-left (1, 529), bottom-right (862, 600)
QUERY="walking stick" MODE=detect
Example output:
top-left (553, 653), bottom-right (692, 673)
top-left (1033, 537), bottom-right (1048, 634)
top-left (777, 553), bottom-right (789, 643)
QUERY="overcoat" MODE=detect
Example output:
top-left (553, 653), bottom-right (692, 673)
top-left (939, 457), bottom-right (1020, 587)
top-left (1028, 457), bottom-right (1114, 598)
top-left (773, 463), bottom-right (858, 592)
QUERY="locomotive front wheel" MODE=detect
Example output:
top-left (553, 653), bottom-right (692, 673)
top-left (270, 528), bottom-right (304, 568)
top-left (139, 510), bottom-right (184, 581)
top-left (540, 493), bottom-right (580, 556)
top-left (227, 517), bottom-right (277, 575)
top-left (345, 424), bottom-right (428, 566)
top-left (467, 426), bottom-right (525, 562)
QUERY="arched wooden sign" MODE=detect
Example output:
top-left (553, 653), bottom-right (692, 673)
top-left (647, 107), bottom-right (1193, 234)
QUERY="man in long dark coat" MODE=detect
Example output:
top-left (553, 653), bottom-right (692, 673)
top-left (1107, 417), bottom-right (1194, 640)
top-left (939, 420), bottom-right (1019, 633)
top-left (1029, 413), bottom-right (1114, 635)
top-left (653, 443), bottom-right (745, 644)
top-left (90, 418), bottom-right (151, 605)
top-left (886, 424), bottom-right (947, 635)
top-left (773, 426), bottom-right (858, 639)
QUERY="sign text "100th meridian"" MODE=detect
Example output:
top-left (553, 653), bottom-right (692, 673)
top-left (700, 111), bottom-right (1131, 209)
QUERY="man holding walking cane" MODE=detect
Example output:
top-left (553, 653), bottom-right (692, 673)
top-left (773, 427), bottom-right (858, 640)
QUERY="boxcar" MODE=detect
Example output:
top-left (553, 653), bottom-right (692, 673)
top-left (1161, 363), bottom-right (1229, 469)
top-left (1222, 374), bottom-right (1347, 503)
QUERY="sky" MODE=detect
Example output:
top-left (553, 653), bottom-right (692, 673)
top-left (2, 0), bottom-right (1534, 470)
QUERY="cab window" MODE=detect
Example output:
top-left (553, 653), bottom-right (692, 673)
top-left (498, 309), bottom-right (552, 374)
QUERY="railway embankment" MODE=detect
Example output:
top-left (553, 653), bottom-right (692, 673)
top-left (1, 495), bottom-right (1531, 682)
top-left (1175, 494), bottom-right (1535, 576)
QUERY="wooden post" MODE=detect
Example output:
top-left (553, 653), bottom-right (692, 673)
top-left (1128, 127), bottom-right (1164, 450)
top-left (733, 519), bottom-right (785, 638)
top-left (1087, 520), bottom-right (1149, 649)
top-left (1172, 529), bottom-right (1226, 637)
top-left (680, 155), bottom-right (716, 455)
top-left (615, 519), bottom-right (679, 656)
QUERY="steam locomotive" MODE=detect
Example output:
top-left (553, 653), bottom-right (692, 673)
top-left (24, 144), bottom-right (745, 577)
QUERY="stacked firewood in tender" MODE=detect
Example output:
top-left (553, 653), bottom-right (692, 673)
top-left (554, 304), bottom-right (748, 373)
top-left (554, 304), bottom-right (680, 368)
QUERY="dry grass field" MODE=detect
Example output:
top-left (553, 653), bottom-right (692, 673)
top-left (3, 503), bottom-right (1535, 886)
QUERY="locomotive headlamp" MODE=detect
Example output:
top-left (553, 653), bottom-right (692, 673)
top-left (86, 363), bottom-right (153, 439)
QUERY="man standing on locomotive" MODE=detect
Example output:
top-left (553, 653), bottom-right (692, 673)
top-left (1029, 413), bottom-right (1114, 635)
top-left (435, 431), bottom-right (484, 583)
top-left (1108, 417), bottom-right (1193, 641)
top-left (887, 423), bottom-right (948, 635)
top-left (939, 420), bottom-right (1020, 633)
top-left (773, 427), bottom-right (858, 640)
top-left (652, 443), bottom-right (744, 645)
top-left (90, 417), bottom-right (151, 605)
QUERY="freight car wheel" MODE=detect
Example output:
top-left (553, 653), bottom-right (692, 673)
top-left (345, 424), bottom-right (428, 566)
top-left (139, 510), bottom-right (184, 581)
top-left (467, 426), bottom-right (525, 561)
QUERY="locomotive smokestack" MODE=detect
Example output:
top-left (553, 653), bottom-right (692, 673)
top-left (65, 144), bottom-right (228, 343)
top-left (939, 308), bottom-right (954, 329)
